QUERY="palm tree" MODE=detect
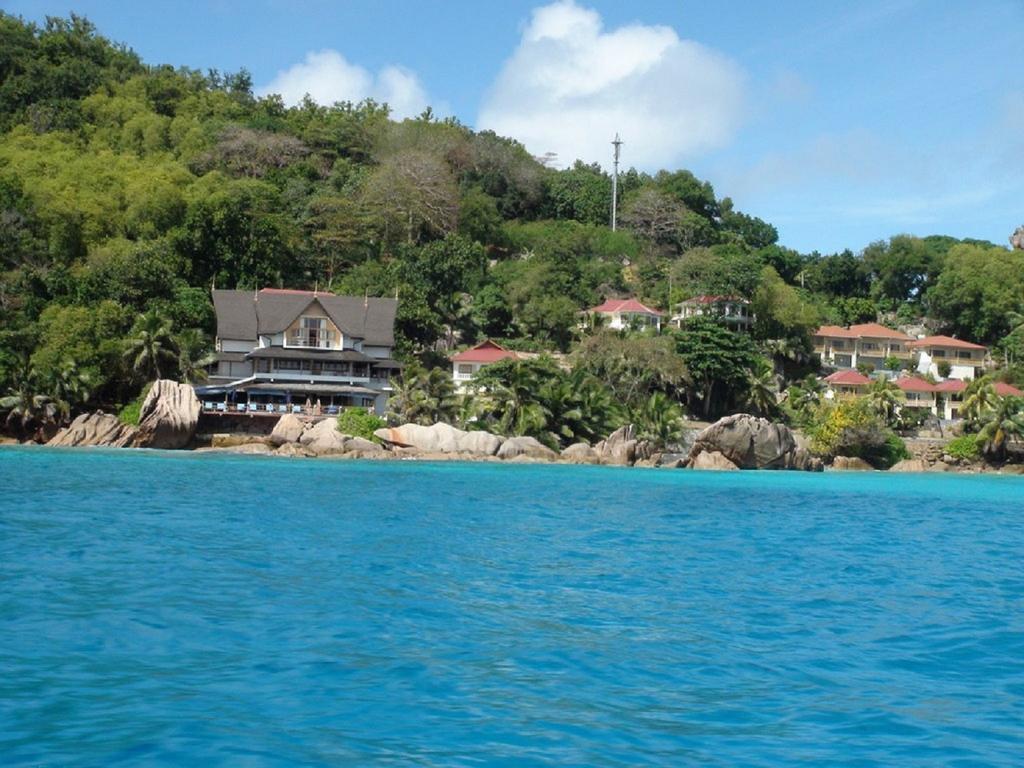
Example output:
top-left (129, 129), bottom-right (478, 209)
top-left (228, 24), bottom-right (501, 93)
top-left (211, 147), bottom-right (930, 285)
top-left (124, 311), bottom-right (177, 381)
top-left (176, 328), bottom-right (216, 383)
top-left (1, 363), bottom-right (58, 440)
top-left (44, 360), bottom-right (92, 422)
top-left (864, 378), bottom-right (904, 426)
top-left (744, 366), bottom-right (782, 419)
top-left (977, 396), bottom-right (1024, 462)
top-left (632, 391), bottom-right (686, 449)
top-left (388, 364), bottom-right (458, 425)
top-left (962, 378), bottom-right (998, 427)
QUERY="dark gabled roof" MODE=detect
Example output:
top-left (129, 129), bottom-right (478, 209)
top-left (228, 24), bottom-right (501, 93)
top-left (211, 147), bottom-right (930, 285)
top-left (212, 289), bottom-right (397, 347)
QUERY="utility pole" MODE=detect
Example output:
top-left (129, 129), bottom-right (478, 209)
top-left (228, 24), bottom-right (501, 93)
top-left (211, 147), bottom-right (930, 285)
top-left (611, 133), bottom-right (623, 231)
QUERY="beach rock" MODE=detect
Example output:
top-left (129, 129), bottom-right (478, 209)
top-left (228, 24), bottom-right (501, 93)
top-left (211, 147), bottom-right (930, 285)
top-left (210, 434), bottom-right (269, 449)
top-left (832, 456), bottom-right (874, 471)
top-left (276, 441), bottom-right (315, 458)
top-left (373, 422), bottom-right (504, 455)
top-left (688, 414), bottom-right (819, 471)
top-left (659, 457), bottom-right (686, 469)
top-left (47, 411), bottom-right (137, 448)
top-left (930, 461), bottom-right (951, 472)
top-left (496, 435), bottom-right (558, 461)
top-left (690, 450), bottom-right (739, 470)
top-left (269, 413), bottom-right (307, 446)
top-left (457, 429), bottom-right (504, 455)
top-left (344, 436), bottom-right (383, 454)
top-left (299, 419), bottom-right (350, 454)
top-left (561, 442), bottom-right (598, 463)
top-left (197, 442), bottom-right (273, 455)
top-left (594, 424), bottom-right (638, 465)
top-left (889, 458), bottom-right (930, 472)
top-left (132, 379), bottom-right (201, 449)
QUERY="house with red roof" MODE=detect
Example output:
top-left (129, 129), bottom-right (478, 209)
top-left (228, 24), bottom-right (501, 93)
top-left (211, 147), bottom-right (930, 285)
top-left (670, 295), bottom-right (753, 332)
top-left (586, 298), bottom-right (663, 331)
top-left (894, 376), bottom-right (938, 413)
top-left (449, 340), bottom-right (524, 392)
top-left (933, 379), bottom-right (1022, 420)
top-left (910, 336), bottom-right (987, 381)
top-left (813, 323), bottom-right (914, 372)
top-left (823, 369), bottom-right (872, 400)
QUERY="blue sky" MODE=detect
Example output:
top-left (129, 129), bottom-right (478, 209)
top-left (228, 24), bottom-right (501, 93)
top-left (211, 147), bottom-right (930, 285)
top-left (5, 0), bottom-right (1023, 254)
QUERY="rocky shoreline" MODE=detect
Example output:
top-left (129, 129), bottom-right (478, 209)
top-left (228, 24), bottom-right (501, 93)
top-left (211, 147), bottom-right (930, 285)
top-left (8, 378), bottom-right (1020, 474)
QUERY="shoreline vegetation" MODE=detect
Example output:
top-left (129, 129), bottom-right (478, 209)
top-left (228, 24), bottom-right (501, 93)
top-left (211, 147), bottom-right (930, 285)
top-left (1, 14), bottom-right (1023, 470)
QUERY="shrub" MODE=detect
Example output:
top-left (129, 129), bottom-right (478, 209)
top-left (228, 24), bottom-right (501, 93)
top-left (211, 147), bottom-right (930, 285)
top-left (884, 355), bottom-right (904, 372)
top-left (809, 399), bottom-right (907, 469)
top-left (946, 434), bottom-right (981, 461)
top-left (117, 383), bottom-right (152, 426)
top-left (856, 361), bottom-right (875, 375)
top-left (337, 408), bottom-right (386, 441)
top-left (937, 360), bottom-right (952, 378)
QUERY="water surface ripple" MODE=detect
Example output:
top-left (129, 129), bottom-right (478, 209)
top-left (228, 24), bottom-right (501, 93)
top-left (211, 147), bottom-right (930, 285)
top-left (2, 447), bottom-right (1023, 765)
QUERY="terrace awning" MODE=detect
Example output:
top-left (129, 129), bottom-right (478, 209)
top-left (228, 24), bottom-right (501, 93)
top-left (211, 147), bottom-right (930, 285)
top-left (243, 382), bottom-right (380, 396)
top-left (246, 347), bottom-right (376, 362)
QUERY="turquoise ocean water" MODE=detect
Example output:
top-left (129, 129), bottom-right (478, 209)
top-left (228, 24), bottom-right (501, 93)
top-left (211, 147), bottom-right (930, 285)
top-left (2, 446), bottom-right (1023, 766)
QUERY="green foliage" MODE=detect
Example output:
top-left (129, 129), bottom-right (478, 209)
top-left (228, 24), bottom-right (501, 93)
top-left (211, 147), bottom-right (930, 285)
top-left (673, 317), bottom-right (760, 418)
top-left (388, 363), bottom-right (457, 426)
top-left (809, 398), bottom-right (908, 469)
top-left (936, 360), bottom-right (952, 378)
top-left (945, 434), bottom-right (980, 461)
top-left (751, 266), bottom-right (819, 342)
top-left (117, 382), bottom-right (151, 426)
top-left (336, 408), bottom-right (386, 441)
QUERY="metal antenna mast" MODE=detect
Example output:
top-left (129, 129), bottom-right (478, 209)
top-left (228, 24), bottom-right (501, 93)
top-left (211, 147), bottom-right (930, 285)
top-left (611, 133), bottom-right (623, 231)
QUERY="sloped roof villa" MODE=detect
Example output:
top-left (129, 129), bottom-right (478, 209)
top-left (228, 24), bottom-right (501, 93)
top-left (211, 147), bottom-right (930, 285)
top-left (201, 289), bottom-right (400, 414)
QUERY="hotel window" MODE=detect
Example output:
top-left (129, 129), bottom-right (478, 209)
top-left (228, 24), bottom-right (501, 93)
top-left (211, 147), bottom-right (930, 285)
top-left (458, 364), bottom-right (473, 375)
top-left (933, 350), bottom-right (946, 358)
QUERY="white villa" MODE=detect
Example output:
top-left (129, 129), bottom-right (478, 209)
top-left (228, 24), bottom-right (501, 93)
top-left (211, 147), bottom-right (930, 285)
top-left (449, 339), bottom-right (524, 393)
top-left (910, 336), bottom-right (987, 381)
top-left (585, 298), bottom-right (663, 331)
top-left (670, 295), bottom-right (753, 332)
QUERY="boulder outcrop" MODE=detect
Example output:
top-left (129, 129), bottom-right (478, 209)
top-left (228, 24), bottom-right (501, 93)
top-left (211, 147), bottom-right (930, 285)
top-left (374, 423), bottom-right (504, 456)
top-left (299, 418), bottom-right (350, 454)
top-left (48, 411), bottom-right (137, 448)
top-left (594, 424), bottom-right (639, 465)
top-left (561, 442), bottom-right (599, 463)
top-left (889, 458), bottom-right (931, 473)
top-left (688, 414), bottom-right (821, 471)
top-left (269, 413), bottom-right (306, 446)
top-left (690, 450), bottom-right (739, 470)
top-left (832, 456), bottom-right (874, 471)
top-left (132, 380), bottom-right (201, 449)
top-left (344, 436), bottom-right (383, 454)
top-left (495, 435), bottom-right (558, 460)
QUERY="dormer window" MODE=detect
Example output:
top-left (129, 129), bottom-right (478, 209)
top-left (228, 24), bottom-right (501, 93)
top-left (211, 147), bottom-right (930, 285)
top-left (289, 316), bottom-right (336, 349)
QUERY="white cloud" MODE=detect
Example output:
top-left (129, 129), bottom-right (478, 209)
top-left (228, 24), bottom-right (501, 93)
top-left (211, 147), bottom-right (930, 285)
top-left (258, 50), bottom-right (432, 119)
top-left (477, 0), bottom-right (746, 169)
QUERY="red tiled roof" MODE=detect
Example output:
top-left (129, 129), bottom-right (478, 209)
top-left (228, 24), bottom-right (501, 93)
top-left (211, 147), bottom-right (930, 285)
top-left (814, 325), bottom-right (861, 339)
top-left (824, 370), bottom-right (872, 386)
top-left (932, 380), bottom-right (1023, 397)
top-left (589, 298), bottom-right (664, 316)
top-left (908, 335), bottom-right (987, 351)
top-left (450, 339), bottom-right (519, 363)
top-left (895, 376), bottom-right (936, 393)
top-left (847, 323), bottom-right (913, 340)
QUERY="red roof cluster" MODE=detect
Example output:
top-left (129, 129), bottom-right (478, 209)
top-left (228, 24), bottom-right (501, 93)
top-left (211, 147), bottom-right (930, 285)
top-left (894, 376), bottom-right (936, 393)
top-left (908, 335), bottom-right (987, 351)
top-left (814, 323), bottom-right (912, 340)
top-left (933, 379), bottom-right (1022, 397)
top-left (589, 298), bottom-right (664, 316)
top-left (450, 339), bottom-right (520, 364)
top-left (824, 370), bottom-right (872, 386)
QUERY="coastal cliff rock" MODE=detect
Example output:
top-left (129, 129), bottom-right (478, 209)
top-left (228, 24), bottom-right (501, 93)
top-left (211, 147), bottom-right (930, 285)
top-left (374, 423), bottom-right (504, 455)
top-left (562, 442), bottom-right (599, 463)
top-left (276, 441), bottom-right (316, 458)
top-left (688, 414), bottom-right (821, 471)
top-left (889, 458), bottom-right (932, 473)
top-left (832, 456), bottom-right (874, 471)
top-left (132, 380), bottom-right (201, 449)
top-left (690, 450), bottom-right (739, 470)
top-left (344, 436), bottom-right (383, 454)
top-left (496, 435), bottom-right (558, 461)
top-left (594, 424), bottom-right (639, 465)
top-left (299, 419), bottom-right (350, 454)
top-left (48, 411), bottom-right (137, 447)
top-left (270, 413), bottom-right (307, 446)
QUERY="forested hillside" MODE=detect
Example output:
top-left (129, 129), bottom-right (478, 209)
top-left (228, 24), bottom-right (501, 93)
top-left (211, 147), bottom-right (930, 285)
top-left (2, 13), bottom-right (1023, 446)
